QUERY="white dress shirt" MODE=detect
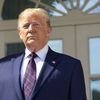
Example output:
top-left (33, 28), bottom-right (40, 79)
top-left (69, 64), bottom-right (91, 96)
top-left (21, 44), bottom-right (48, 87)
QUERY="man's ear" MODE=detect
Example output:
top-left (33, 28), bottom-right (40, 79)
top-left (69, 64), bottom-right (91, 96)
top-left (47, 26), bottom-right (52, 34)
top-left (19, 35), bottom-right (23, 40)
top-left (17, 28), bottom-right (22, 39)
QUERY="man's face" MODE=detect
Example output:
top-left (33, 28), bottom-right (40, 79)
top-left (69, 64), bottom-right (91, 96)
top-left (18, 14), bottom-right (51, 52)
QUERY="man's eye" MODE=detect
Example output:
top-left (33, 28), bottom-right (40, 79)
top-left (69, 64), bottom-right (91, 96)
top-left (22, 23), bottom-right (40, 29)
top-left (32, 23), bottom-right (40, 28)
top-left (23, 24), bottom-right (29, 29)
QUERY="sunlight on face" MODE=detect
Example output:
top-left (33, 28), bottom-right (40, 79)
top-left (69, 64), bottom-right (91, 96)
top-left (18, 11), bottom-right (51, 52)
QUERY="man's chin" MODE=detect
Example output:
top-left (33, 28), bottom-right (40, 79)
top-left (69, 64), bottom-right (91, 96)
top-left (27, 39), bottom-right (35, 45)
top-left (26, 41), bottom-right (36, 52)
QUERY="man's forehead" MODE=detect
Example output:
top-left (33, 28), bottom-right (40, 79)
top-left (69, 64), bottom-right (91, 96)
top-left (22, 13), bottom-right (44, 20)
top-left (21, 14), bottom-right (45, 23)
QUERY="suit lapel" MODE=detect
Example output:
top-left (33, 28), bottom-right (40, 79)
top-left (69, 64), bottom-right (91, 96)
top-left (13, 53), bottom-right (24, 100)
top-left (32, 48), bottom-right (58, 97)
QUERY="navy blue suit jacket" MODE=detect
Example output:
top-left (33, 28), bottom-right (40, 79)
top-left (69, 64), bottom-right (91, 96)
top-left (0, 48), bottom-right (87, 100)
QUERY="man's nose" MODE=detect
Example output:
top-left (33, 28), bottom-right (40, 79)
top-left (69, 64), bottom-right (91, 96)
top-left (28, 24), bottom-right (33, 31)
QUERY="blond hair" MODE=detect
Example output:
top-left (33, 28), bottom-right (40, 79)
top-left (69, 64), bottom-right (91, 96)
top-left (18, 8), bottom-right (51, 28)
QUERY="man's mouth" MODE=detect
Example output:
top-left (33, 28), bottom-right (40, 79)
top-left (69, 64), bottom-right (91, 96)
top-left (26, 35), bottom-right (37, 41)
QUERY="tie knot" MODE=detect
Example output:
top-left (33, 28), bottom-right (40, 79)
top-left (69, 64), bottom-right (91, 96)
top-left (32, 53), bottom-right (37, 59)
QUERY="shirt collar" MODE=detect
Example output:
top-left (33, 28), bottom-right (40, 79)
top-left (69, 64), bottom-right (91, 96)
top-left (25, 44), bottom-right (48, 61)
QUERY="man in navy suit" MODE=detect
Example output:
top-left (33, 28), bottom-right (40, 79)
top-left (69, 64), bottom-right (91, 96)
top-left (0, 8), bottom-right (87, 100)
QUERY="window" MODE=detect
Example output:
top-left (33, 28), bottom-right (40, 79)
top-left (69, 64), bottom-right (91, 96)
top-left (6, 40), bottom-right (63, 56)
top-left (89, 37), bottom-right (100, 100)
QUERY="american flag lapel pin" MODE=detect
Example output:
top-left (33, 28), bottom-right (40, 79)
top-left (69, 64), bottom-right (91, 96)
top-left (52, 61), bottom-right (56, 64)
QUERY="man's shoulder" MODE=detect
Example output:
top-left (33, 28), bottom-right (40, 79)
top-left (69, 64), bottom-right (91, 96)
top-left (0, 52), bottom-right (24, 63)
top-left (52, 49), bottom-right (79, 60)
top-left (52, 50), bottom-right (81, 65)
